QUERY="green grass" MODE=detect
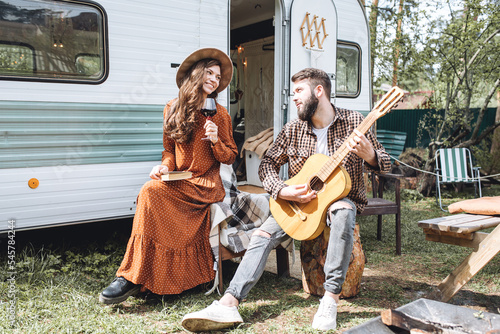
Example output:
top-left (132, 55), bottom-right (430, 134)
top-left (1, 185), bottom-right (499, 333)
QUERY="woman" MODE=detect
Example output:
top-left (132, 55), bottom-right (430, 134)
top-left (99, 48), bottom-right (238, 304)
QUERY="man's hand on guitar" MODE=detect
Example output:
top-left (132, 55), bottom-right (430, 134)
top-left (278, 184), bottom-right (317, 203)
top-left (347, 129), bottom-right (378, 167)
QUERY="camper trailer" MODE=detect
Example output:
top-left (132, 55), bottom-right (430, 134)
top-left (0, 0), bottom-right (371, 232)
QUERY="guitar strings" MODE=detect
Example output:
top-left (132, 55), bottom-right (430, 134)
top-left (314, 91), bottom-right (403, 182)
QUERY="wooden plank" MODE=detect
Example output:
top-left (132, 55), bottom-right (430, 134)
top-left (423, 228), bottom-right (474, 240)
top-left (437, 224), bottom-right (500, 302)
top-left (237, 184), bottom-right (267, 194)
top-left (425, 232), bottom-right (488, 249)
top-left (418, 214), bottom-right (478, 229)
top-left (453, 217), bottom-right (500, 233)
top-left (418, 214), bottom-right (467, 227)
top-left (418, 214), bottom-right (500, 233)
top-left (418, 213), bottom-right (482, 224)
top-left (434, 216), bottom-right (500, 233)
top-left (432, 217), bottom-right (491, 232)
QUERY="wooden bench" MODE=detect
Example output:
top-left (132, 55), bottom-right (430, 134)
top-left (376, 129), bottom-right (407, 163)
top-left (418, 213), bottom-right (500, 302)
top-left (218, 229), bottom-right (289, 290)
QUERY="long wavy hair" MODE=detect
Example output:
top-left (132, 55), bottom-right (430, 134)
top-left (164, 59), bottom-right (220, 143)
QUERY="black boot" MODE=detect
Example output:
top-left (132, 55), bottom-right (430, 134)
top-left (99, 277), bottom-right (141, 304)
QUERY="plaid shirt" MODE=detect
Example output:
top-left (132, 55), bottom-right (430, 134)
top-left (258, 105), bottom-right (391, 213)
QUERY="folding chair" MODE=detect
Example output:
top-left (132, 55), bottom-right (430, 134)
top-left (435, 148), bottom-right (482, 211)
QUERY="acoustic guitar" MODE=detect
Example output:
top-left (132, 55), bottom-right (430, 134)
top-left (269, 87), bottom-right (405, 241)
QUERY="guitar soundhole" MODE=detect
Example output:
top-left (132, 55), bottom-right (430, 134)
top-left (309, 176), bottom-right (324, 192)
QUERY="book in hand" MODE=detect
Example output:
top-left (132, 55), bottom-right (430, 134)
top-left (160, 171), bottom-right (192, 181)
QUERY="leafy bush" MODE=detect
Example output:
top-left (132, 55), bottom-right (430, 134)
top-left (400, 188), bottom-right (425, 202)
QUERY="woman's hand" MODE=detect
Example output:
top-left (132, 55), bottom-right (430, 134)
top-left (204, 120), bottom-right (218, 144)
top-left (278, 184), bottom-right (317, 203)
top-left (149, 165), bottom-right (169, 180)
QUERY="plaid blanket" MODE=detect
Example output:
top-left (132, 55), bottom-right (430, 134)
top-left (207, 164), bottom-right (293, 294)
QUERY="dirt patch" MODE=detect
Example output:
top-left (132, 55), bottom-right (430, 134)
top-left (261, 249), bottom-right (499, 332)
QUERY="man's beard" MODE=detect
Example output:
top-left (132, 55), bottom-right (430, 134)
top-left (298, 94), bottom-right (319, 122)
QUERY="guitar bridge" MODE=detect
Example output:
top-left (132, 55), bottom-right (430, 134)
top-left (289, 202), bottom-right (307, 221)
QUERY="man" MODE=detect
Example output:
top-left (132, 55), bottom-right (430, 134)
top-left (181, 68), bottom-right (391, 331)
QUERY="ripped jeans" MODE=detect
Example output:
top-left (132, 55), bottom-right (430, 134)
top-left (225, 198), bottom-right (356, 301)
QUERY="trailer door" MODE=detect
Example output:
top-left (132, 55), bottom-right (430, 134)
top-left (287, 0), bottom-right (338, 122)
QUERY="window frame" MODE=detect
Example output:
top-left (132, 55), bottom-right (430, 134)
top-left (336, 40), bottom-right (361, 98)
top-left (0, 0), bottom-right (109, 85)
top-left (229, 61), bottom-right (239, 104)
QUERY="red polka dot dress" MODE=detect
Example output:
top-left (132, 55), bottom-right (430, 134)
top-left (116, 99), bottom-right (237, 295)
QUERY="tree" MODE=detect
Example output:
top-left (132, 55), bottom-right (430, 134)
top-left (367, 0), bottom-right (424, 93)
top-left (392, 0), bottom-right (404, 86)
top-left (369, 0), bottom-right (380, 83)
top-left (416, 0), bottom-right (500, 195)
top-left (491, 91), bottom-right (500, 174)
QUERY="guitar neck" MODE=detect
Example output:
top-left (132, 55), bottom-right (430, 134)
top-left (316, 112), bottom-right (379, 181)
top-left (316, 86), bottom-right (404, 181)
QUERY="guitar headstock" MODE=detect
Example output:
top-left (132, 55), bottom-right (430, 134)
top-left (372, 86), bottom-right (405, 118)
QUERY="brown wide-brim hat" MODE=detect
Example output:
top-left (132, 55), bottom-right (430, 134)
top-left (176, 47), bottom-right (233, 93)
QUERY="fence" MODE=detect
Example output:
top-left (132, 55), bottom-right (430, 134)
top-left (376, 108), bottom-right (497, 148)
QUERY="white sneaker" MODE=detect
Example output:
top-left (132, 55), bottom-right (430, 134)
top-left (181, 300), bottom-right (243, 332)
top-left (312, 296), bottom-right (337, 331)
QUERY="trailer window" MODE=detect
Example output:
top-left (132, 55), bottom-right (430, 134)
top-left (336, 42), bottom-right (360, 97)
top-left (0, 0), bottom-right (107, 84)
